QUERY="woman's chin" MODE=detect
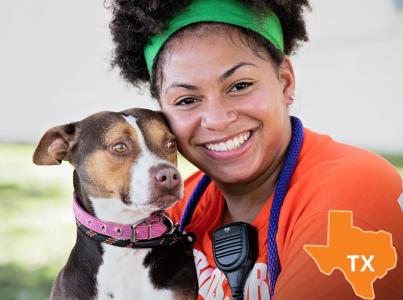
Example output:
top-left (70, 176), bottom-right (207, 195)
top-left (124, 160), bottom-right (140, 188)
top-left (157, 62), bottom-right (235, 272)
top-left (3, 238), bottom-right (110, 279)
top-left (205, 166), bottom-right (258, 184)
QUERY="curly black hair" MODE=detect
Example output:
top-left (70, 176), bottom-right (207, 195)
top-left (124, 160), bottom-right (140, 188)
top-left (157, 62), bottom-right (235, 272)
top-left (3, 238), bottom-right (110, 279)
top-left (109, 0), bottom-right (310, 99)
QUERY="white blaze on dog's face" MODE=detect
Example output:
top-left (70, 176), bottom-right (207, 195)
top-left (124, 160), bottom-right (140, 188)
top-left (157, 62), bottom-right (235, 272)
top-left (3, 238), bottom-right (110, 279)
top-left (33, 108), bottom-right (183, 223)
top-left (123, 115), bottom-right (181, 207)
top-left (84, 110), bottom-right (182, 222)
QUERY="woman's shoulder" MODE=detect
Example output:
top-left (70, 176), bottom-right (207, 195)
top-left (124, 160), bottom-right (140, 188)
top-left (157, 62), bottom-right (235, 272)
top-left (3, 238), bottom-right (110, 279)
top-left (288, 127), bottom-right (402, 234)
top-left (297, 128), bottom-right (401, 186)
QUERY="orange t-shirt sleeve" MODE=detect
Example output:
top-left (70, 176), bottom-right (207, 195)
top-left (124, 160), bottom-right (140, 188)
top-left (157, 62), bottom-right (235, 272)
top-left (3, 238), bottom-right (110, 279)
top-left (275, 152), bottom-right (403, 300)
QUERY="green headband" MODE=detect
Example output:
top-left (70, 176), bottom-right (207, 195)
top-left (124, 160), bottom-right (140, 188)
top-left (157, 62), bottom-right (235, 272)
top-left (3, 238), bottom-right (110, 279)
top-left (144, 0), bottom-right (284, 75)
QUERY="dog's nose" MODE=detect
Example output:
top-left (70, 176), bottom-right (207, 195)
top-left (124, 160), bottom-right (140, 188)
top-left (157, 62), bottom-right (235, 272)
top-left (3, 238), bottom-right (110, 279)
top-left (154, 167), bottom-right (180, 189)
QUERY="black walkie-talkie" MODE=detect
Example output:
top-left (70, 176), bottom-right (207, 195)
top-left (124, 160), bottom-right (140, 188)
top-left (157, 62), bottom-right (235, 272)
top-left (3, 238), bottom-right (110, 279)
top-left (212, 222), bottom-right (258, 300)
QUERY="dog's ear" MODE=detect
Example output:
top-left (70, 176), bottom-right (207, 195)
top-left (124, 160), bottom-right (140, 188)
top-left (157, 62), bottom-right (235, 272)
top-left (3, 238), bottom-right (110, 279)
top-left (33, 123), bottom-right (77, 165)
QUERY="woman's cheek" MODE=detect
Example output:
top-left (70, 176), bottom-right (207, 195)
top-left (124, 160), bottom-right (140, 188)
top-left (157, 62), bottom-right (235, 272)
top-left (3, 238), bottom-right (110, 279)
top-left (237, 95), bottom-right (272, 118)
top-left (243, 88), bottom-right (286, 118)
top-left (165, 112), bottom-right (194, 144)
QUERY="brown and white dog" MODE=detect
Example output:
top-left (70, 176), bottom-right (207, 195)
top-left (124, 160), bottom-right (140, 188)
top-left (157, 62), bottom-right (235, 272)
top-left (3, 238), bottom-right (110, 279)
top-left (33, 108), bottom-right (198, 300)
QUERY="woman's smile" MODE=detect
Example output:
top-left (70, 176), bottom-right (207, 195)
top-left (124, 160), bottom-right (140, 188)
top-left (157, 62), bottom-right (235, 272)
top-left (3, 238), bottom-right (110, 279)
top-left (197, 127), bottom-right (258, 160)
top-left (203, 129), bottom-right (251, 151)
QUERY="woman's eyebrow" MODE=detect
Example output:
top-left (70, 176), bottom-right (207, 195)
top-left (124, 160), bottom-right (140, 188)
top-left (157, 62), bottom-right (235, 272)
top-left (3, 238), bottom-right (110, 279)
top-left (165, 82), bottom-right (197, 95)
top-left (165, 62), bottom-right (256, 95)
top-left (219, 62), bottom-right (256, 82)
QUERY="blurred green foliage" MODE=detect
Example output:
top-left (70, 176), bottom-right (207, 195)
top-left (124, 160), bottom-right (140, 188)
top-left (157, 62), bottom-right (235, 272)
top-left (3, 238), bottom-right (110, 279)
top-left (0, 144), bottom-right (400, 300)
top-left (0, 264), bottom-right (54, 300)
top-left (380, 153), bottom-right (403, 170)
top-left (0, 145), bottom-right (75, 300)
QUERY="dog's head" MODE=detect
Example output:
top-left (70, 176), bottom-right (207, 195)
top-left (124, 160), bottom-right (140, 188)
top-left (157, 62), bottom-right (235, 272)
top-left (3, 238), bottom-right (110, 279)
top-left (33, 108), bottom-right (182, 221)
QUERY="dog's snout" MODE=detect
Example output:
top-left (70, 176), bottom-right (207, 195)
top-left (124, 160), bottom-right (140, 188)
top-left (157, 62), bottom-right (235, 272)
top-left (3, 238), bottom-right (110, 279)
top-left (154, 167), bottom-right (180, 189)
top-left (149, 164), bottom-right (183, 208)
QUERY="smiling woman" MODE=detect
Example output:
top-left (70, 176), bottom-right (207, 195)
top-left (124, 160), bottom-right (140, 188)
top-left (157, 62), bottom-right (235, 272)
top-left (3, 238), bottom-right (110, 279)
top-left (109, 0), bottom-right (403, 299)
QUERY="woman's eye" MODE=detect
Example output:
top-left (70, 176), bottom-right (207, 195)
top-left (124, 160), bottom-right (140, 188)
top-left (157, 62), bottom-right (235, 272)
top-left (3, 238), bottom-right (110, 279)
top-left (112, 142), bottom-right (128, 153)
top-left (166, 139), bottom-right (176, 150)
top-left (230, 82), bottom-right (252, 92)
top-left (175, 97), bottom-right (197, 106)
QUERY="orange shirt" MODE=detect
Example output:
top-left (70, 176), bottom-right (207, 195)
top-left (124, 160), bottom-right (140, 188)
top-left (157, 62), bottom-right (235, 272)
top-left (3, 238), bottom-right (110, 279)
top-left (168, 128), bottom-right (403, 300)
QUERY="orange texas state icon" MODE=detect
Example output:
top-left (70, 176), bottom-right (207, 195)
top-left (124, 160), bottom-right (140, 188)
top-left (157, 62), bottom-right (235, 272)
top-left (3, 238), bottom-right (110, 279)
top-left (303, 210), bottom-right (397, 300)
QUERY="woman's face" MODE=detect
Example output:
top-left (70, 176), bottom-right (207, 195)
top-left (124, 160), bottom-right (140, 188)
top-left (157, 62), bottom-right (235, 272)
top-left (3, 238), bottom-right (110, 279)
top-left (159, 28), bottom-right (295, 184)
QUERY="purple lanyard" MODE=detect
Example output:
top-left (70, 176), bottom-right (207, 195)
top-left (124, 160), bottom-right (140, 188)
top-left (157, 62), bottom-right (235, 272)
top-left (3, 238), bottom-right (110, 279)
top-left (179, 116), bottom-right (304, 298)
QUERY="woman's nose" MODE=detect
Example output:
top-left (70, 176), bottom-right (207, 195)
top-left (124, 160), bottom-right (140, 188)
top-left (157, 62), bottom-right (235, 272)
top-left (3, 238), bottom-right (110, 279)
top-left (201, 99), bottom-right (238, 131)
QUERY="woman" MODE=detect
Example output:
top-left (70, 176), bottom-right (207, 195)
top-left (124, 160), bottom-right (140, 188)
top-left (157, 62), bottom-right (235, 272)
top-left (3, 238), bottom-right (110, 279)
top-left (109, 0), bottom-right (403, 299)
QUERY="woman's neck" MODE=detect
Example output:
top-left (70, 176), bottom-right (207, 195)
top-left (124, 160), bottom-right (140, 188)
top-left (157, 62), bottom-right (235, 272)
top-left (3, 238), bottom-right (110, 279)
top-left (216, 134), bottom-right (291, 225)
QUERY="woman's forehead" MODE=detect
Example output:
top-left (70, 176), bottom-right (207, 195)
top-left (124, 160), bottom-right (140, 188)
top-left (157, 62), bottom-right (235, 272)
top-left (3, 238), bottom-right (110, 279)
top-left (161, 27), bottom-right (265, 82)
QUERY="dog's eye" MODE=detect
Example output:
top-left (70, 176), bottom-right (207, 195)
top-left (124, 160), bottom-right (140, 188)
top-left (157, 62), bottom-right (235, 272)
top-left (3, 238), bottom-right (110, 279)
top-left (166, 139), bottom-right (176, 150)
top-left (112, 142), bottom-right (128, 153)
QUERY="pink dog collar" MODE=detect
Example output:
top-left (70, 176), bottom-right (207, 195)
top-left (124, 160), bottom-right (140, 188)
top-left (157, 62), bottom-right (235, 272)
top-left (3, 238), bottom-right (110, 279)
top-left (73, 194), bottom-right (172, 242)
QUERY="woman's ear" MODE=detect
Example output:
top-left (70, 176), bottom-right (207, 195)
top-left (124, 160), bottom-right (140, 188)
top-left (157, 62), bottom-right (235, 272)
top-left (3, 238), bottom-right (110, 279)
top-left (278, 56), bottom-right (296, 105)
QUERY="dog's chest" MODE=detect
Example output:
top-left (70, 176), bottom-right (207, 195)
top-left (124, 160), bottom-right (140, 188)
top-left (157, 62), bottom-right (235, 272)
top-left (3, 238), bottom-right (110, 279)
top-left (95, 245), bottom-right (174, 300)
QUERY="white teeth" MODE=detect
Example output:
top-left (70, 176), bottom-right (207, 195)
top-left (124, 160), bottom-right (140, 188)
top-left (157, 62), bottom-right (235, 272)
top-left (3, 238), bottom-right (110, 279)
top-left (205, 131), bottom-right (251, 152)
